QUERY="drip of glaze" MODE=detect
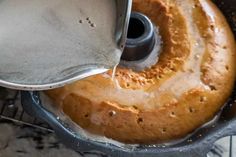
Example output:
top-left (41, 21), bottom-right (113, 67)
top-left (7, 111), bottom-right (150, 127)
top-left (111, 65), bottom-right (122, 89)
top-left (111, 65), bottom-right (118, 82)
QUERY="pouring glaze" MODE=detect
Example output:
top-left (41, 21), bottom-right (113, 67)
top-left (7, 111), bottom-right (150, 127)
top-left (0, 0), bottom-right (131, 90)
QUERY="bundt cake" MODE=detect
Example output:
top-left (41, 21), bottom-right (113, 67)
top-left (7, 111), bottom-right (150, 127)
top-left (46, 0), bottom-right (236, 144)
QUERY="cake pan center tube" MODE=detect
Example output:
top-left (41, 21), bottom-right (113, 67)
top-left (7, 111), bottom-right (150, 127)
top-left (120, 12), bottom-right (162, 71)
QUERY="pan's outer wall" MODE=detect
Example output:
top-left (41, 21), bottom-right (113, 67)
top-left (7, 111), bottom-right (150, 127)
top-left (214, 0), bottom-right (236, 36)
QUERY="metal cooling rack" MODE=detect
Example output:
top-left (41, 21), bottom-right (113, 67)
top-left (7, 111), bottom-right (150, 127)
top-left (0, 88), bottom-right (53, 132)
top-left (0, 88), bottom-right (233, 157)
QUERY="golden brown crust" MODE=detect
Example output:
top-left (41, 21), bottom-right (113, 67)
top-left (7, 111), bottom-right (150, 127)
top-left (46, 0), bottom-right (236, 144)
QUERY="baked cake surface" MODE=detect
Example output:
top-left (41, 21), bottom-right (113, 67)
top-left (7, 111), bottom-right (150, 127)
top-left (47, 0), bottom-right (236, 144)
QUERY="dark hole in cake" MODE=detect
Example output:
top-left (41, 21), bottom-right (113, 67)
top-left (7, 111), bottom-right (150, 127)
top-left (133, 105), bottom-right (138, 110)
top-left (137, 117), bottom-right (143, 123)
top-left (108, 110), bottom-right (116, 117)
top-left (162, 128), bottom-right (167, 133)
top-left (170, 67), bottom-right (177, 72)
top-left (84, 114), bottom-right (89, 118)
top-left (210, 24), bottom-right (214, 31)
top-left (157, 75), bottom-right (163, 79)
top-left (170, 112), bottom-right (176, 116)
top-left (189, 107), bottom-right (195, 113)
top-left (210, 85), bottom-right (217, 91)
top-left (200, 96), bottom-right (206, 102)
top-left (225, 65), bottom-right (229, 70)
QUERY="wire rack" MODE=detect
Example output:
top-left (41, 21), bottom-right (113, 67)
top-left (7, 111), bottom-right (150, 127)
top-left (0, 87), bottom-right (233, 157)
top-left (0, 88), bottom-right (53, 132)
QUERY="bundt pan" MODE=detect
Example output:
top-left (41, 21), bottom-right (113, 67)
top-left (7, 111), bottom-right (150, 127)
top-left (21, 0), bottom-right (236, 156)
